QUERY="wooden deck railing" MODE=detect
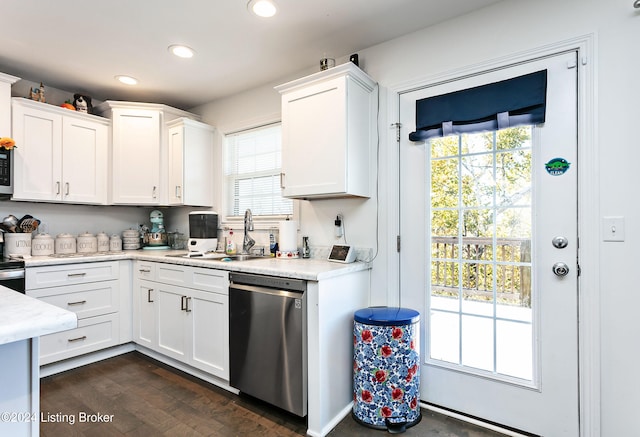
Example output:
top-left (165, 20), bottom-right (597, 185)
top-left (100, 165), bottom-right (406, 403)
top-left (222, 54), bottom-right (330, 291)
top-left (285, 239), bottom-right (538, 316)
top-left (431, 236), bottom-right (531, 307)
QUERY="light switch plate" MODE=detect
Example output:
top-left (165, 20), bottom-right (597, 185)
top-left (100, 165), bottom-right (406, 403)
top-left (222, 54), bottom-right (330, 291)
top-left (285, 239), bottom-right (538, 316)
top-left (603, 216), bottom-right (625, 242)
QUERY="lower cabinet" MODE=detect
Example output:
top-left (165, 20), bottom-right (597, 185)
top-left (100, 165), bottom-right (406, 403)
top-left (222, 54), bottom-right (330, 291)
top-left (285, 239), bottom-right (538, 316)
top-left (26, 261), bottom-right (128, 365)
top-left (133, 261), bottom-right (229, 380)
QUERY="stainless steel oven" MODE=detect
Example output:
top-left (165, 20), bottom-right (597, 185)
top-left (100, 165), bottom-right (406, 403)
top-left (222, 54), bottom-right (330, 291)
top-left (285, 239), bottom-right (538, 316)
top-left (0, 259), bottom-right (26, 293)
top-left (229, 272), bottom-right (307, 417)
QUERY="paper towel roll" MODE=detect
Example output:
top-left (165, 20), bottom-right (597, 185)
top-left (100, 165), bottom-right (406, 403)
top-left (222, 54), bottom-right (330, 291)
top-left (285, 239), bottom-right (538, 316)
top-left (279, 220), bottom-right (298, 252)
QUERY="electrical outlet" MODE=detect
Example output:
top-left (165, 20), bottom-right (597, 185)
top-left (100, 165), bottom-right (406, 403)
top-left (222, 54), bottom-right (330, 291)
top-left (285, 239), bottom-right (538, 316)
top-left (334, 214), bottom-right (343, 238)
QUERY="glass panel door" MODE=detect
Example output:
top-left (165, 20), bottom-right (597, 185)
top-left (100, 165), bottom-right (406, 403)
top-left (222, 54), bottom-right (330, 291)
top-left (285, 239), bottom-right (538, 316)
top-left (429, 128), bottom-right (533, 382)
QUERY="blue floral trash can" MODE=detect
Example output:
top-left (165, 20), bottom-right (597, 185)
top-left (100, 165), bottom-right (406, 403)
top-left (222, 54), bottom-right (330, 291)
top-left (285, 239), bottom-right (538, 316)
top-left (352, 307), bottom-right (421, 433)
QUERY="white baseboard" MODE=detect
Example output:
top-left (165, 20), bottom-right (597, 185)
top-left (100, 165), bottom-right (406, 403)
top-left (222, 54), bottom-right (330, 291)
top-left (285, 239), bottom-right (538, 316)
top-left (39, 343), bottom-right (135, 377)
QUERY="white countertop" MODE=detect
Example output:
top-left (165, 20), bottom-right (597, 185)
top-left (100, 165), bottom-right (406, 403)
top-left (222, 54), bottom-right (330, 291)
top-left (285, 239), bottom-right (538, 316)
top-left (22, 250), bottom-right (371, 281)
top-left (0, 287), bottom-right (77, 346)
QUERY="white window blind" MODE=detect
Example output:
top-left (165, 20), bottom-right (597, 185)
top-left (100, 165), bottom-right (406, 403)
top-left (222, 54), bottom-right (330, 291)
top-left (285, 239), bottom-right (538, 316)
top-left (224, 123), bottom-right (293, 218)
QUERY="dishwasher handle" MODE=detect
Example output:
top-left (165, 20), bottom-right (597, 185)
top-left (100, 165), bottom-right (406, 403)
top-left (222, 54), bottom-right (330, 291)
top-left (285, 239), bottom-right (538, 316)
top-left (230, 283), bottom-right (304, 299)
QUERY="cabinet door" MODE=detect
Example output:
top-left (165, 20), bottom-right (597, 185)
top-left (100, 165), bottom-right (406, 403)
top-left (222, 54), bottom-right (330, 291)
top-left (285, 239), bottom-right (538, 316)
top-left (167, 120), bottom-right (214, 206)
top-left (62, 117), bottom-right (108, 204)
top-left (112, 109), bottom-right (160, 204)
top-left (281, 76), bottom-right (347, 198)
top-left (167, 124), bottom-right (184, 205)
top-left (156, 284), bottom-right (189, 361)
top-left (188, 289), bottom-right (229, 379)
top-left (12, 102), bottom-right (62, 201)
top-left (133, 280), bottom-right (157, 349)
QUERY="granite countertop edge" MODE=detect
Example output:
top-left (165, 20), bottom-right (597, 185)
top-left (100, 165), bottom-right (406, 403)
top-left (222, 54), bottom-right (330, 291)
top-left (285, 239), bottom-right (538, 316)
top-left (0, 287), bottom-right (77, 346)
top-left (22, 250), bottom-right (371, 281)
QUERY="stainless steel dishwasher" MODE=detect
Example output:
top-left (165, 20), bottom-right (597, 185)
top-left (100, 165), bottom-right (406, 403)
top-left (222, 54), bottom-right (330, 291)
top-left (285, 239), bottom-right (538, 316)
top-left (228, 271), bottom-right (307, 417)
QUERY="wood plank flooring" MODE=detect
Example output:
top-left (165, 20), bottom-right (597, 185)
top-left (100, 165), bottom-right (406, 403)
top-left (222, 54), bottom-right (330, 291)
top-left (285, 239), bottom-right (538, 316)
top-left (40, 352), bottom-right (504, 436)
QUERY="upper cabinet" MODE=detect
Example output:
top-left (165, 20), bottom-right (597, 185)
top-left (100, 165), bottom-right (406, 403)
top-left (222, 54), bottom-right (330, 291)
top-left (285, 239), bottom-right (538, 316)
top-left (167, 118), bottom-right (215, 207)
top-left (96, 101), bottom-right (215, 206)
top-left (275, 63), bottom-right (377, 199)
top-left (12, 98), bottom-right (109, 204)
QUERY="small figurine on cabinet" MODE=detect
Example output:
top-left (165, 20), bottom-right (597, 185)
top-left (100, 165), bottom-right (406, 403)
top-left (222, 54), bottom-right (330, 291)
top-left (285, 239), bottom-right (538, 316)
top-left (73, 94), bottom-right (93, 114)
top-left (28, 82), bottom-right (45, 103)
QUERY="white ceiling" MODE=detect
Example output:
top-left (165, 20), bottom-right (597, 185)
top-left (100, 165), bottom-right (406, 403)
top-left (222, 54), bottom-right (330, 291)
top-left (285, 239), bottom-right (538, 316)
top-left (2, 0), bottom-right (500, 110)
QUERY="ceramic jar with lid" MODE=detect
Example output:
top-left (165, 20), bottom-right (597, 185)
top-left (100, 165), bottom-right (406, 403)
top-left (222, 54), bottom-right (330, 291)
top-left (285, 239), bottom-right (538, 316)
top-left (96, 232), bottom-right (110, 252)
top-left (55, 233), bottom-right (76, 254)
top-left (32, 233), bottom-right (55, 256)
top-left (3, 233), bottom-right (32, 257)
top-left (77, 232), bottom-right (97, 253)
top-left (109, 234), bottom-right (122, 252)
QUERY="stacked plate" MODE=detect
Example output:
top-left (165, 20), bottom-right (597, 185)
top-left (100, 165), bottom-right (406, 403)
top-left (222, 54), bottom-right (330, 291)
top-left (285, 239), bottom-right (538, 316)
top-left (122, 229), bottom-right (141, 250)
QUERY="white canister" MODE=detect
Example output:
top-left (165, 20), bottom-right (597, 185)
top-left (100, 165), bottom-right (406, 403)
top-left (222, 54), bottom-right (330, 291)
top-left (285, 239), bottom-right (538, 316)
top-left (55, 233), bottom-right (76, 254)
top-left (77, 232), bottom-right (97, 253)
top-left (3, 233), bottom-right (32, 257)
top-left (31, 233), bottom-right (55, 256)
top-left (109, 234), bottom-right (122, 252)
top-left (97, 232), bottom-right (110, 252)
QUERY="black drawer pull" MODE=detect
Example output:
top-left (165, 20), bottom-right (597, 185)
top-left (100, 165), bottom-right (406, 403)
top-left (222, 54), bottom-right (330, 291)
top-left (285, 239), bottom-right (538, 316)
top-left (68, 336), bottom-right (87, 343)
top-left (67, 300), bottom-right (87, 306)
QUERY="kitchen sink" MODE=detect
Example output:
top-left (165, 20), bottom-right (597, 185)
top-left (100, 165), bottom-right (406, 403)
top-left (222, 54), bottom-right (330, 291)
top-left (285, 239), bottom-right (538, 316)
top-left (215, 254), bottom-right (268, 261)
top-left (165, 253), bottom-right (269, 261)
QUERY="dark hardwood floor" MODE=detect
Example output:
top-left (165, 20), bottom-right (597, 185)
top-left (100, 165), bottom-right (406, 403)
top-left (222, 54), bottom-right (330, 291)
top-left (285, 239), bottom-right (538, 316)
top-left (40, 352), bottom-right (504, 436)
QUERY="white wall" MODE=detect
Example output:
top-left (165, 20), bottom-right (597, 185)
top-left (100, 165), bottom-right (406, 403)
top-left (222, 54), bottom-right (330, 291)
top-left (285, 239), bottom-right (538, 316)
top-left (0, 200), bottom-right (154, 237)
top-left (191, 0), bottom-right (640, 434)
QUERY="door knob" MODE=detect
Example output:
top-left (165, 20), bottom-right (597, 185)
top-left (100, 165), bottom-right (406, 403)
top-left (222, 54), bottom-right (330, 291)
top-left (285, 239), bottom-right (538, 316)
top-left (552, 262), bottom-right (569, 277)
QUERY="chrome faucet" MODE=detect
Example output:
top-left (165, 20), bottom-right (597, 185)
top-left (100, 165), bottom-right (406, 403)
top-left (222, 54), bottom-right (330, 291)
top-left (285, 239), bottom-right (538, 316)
top-left (242, 209), bottom-right (255, 254)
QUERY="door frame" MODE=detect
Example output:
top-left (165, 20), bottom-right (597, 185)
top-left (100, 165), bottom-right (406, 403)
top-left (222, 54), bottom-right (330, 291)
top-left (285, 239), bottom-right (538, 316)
top-left (385, 34), bottom-right (599, 436)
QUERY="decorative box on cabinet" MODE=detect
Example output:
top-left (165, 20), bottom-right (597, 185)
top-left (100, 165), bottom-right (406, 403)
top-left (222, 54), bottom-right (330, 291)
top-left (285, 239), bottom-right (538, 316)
top-left (275, 63), bottom-right (377, 199)
top-left (11, 98), bottom-right (109, 204)
top-left (167, 118), bottom-right (215, 206)
top-left (26, 261), bottom-right (125, 365)
top-left (96, 101), bottom-right (203, 205)
top-left (133, 261), bottom-right (230, 380)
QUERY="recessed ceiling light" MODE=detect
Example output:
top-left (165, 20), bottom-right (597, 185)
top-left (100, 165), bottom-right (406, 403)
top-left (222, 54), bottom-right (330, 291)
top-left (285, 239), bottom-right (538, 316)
top-left (115, 75), bottom-right (138, 86)
top-left (168, 44), bottom-right (195, 58)
top-left (247, 0), bottom-right (277, 18)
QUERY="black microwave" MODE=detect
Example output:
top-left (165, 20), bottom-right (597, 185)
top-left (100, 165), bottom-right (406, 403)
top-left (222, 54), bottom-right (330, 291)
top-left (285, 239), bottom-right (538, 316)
top-left (0, 150), bottom-right (12, 195)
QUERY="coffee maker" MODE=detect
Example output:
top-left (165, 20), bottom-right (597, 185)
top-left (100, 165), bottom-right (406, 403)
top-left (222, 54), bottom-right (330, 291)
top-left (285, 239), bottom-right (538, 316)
top-left (188, 211), bottom-right (218, 253)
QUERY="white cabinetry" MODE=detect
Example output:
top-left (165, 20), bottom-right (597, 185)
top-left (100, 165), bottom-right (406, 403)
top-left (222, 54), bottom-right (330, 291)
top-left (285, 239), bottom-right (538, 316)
top-left (167, 118), bottom-right (215, 206)
top-left (0, 72), bottom-right (19, 136)
top-left (97, 101), bottom-right (212, 205)
top-left (26, 261), bottom-right (127, 365)
top-left (12, 98), bottom-right (109, 204)
top-left (133, 261), bottom-right (229, 380)
top-left (275, 63), bottom-right (376, 199)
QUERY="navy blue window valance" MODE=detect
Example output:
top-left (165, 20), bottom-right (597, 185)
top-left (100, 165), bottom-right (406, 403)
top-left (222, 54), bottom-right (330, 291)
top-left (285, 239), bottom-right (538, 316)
top-left (408, 70), bottom-right (547, 141)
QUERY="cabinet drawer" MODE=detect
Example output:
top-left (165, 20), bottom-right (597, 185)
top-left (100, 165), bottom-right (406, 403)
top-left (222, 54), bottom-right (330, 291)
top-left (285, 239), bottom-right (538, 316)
top-left (156, 263), bottom-right (229, 294)
top-left (134, 261), bottom-right (156, 281)
top-left (39, 313), bottom-right (119, 365)
top-left (28, 280), bottom-right (118, 319)
top-left (27, 261), bottom-right (119, 289)
top-left (191, 268), bottom-right (229, 294)
top-left (156, 263), bottom-right (189, 286)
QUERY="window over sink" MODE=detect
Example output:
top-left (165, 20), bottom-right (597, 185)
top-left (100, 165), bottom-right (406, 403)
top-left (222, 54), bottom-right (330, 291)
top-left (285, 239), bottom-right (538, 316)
top-left (223, 122), bottom-right (294, 225)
